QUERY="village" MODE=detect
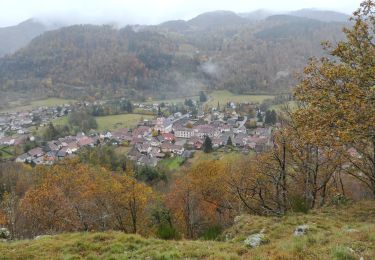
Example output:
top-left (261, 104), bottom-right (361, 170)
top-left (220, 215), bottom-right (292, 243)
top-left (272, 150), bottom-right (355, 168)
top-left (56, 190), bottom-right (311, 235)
top-left (0, 99), bottom-right (275, 167)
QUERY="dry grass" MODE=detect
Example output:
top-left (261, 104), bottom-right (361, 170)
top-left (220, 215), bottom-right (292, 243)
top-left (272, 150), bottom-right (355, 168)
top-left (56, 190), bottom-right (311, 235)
top-left (1, 201), bottom-right (374, 259)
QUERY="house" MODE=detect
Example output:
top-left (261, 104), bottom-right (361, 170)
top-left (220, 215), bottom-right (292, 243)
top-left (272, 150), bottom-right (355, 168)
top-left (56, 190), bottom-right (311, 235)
top-left (162, 133), bottom-right (175, 142)
top-left (193, 124), bottom-right (218, 138)
top-left (28, 147), bottom-right (45, 158)
top-left (150, 137), bottom-right (161, 147)
top-left (160, 142), bottom-right (184, 155)
top-left (212, 138), bottom-right (223, 148)
top-left (112, 128), bottom-right (131, 141)
top-left (254, 127), bottom-right (271, 137)
top-left (136, 142), bottom-right (152, 154)
top-left (154, 118), bottom-right (172, 133)
top-left (234, 126), bottom-right (247, 134)
top-left (0, 137), bottom-right (15, 146)
top-left (66, 142), bottom-right (79, 154)
top-left (100, 132), bottom-right (112, 139)
top-left (132, 126), bottom-right (151, 138)
top-left (57, 147), bottom-right (68, 158)
top-left (16, 153), bottom-right (31, 163)
top-left (219, 124), bottom-right (231, 133)
top-left (77, 136), bottom-right (95, 147)
top-left (174, 127), bottom-right (194, 139)
top-left (47, 141), bottom-right (60, 152)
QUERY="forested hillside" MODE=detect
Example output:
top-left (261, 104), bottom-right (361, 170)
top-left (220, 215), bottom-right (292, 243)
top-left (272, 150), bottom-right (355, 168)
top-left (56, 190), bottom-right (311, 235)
top-left (0, 11), bottom-right (347, 103)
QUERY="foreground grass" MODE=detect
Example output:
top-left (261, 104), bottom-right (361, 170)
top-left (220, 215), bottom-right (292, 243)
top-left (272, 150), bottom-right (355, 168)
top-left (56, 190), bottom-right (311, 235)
top-left (206, 90), bottom-right (274, 108)
top-left (0, 232), bottom-right (245, 260)
top-left (1, 202), bottom-right (374, 259)
top-left (1, 98), bottom-right (76, 113)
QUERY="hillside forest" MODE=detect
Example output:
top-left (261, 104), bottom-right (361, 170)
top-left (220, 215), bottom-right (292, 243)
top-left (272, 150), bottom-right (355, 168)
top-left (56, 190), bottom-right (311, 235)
top-left (0, 9), bottom-right (348, 105)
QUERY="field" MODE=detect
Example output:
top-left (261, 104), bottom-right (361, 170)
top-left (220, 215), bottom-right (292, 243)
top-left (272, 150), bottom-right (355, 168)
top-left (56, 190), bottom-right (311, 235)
top-left (31, 114), bottom-right (154, 135)
top-left (270, 101), bottom-right (298, 111)
top-left (206, 90), bottom-right (274, 108)
top-left (1, 201), bottom-right (374, 259)
top-left (95, 114), bottom-right (154, 132)
top-left (0, 146), bottom-right (15, 160)
top-left (0, 98), bottom-right (76, 113)
top-left (158, 156), bottom-right (185, 171)
top-left (142, 96), bottom-right (199, 105)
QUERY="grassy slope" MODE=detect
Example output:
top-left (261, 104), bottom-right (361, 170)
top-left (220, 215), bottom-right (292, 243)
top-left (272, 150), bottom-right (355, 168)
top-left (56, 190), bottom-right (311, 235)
top-left (143, 96), bottom-right (199, 105)
top-left (206, 91), bottom-right (274, 108)
top-left (2, 202), bottom-right (373, 259)
top-left (32, 114), bottom-right (154, 135)
top-left (0, 98), bottom-right (76, 113)
top-left (95, 114), bottom-right (154, 132)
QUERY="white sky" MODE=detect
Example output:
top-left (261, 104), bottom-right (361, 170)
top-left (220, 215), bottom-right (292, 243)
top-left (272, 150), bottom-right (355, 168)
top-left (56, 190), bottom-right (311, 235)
top-left (0, 0), bottom-right (363, 27)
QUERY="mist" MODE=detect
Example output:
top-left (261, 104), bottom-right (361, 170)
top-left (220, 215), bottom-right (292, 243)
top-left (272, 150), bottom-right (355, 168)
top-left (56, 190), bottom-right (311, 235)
top-left (0, 0), bottom-right (362, 27)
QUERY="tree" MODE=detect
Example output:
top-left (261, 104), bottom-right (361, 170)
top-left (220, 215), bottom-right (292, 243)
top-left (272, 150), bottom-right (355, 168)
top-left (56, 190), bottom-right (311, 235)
top-left (68, 110), bottom-right (98, 133)
top-left (199, 91), bottom-right (207, 102)
top-left (227, 136), bottom-right (233, 146)
top-left (42, 123), bottom-right (59, 141)
top-left (293, 0), bottom-right (375, 196)
top-left (265, 110), bottom-right (277, 125)
top-left (202, 136), bottom-right (213, 153)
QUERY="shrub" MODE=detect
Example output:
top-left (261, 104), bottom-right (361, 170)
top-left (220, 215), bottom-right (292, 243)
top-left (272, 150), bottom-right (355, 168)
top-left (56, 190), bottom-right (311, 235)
top-left (200, 225), bottom-right (222, 241)
top-left (157, 224), bottom-right (179, 240)
top-left (290, 195), bottom-right (309, 214)
top-left (331, 246), bottom-right (356, 260)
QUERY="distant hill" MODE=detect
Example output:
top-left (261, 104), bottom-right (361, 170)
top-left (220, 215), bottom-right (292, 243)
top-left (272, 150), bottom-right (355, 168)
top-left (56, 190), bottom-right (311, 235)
top-left (159, 20), bottom-right (190, 32)
top-left (0, 10), bottom-right (347, 103)
top-left (290, 9), bottom-right (350, 22)
top-left (0, 19), bottom-right (49, 57)
top-left (187, 11), bottom-right (249, 29)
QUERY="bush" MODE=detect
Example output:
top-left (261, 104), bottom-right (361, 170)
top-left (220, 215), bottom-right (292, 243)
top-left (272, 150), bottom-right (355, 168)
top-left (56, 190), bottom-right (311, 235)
top-left (290, 195), bottom-right (309, 214)
top-left (330, 194), bottom-right (350, 206)
top-left (157, 224), bottom-right (179, 240)
top-left (331, 246), bottom-right (356, 260)
top-left (200, 225), bottom-right (222, 241)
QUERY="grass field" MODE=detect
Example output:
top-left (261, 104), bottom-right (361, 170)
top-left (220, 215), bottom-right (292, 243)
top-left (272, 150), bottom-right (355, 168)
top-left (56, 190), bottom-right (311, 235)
top-left (206, 90), bottom-right (274, 108)
top-left (32, 114), bottom-right (154, 135)
top-left (270, 101), bottom-right (298, 111)
top-left (158, 156), bottom-right (185, 171)
top-left (143, 96), bottom-right (199, 105)
top-left (1, 201), bottom-right (374, 259)
top-left (0, 146), bottom-right (15, 160)
top-left (1, 98), bottom-right (76, 113)
top-left (95, 114), bottom-right (154, 132)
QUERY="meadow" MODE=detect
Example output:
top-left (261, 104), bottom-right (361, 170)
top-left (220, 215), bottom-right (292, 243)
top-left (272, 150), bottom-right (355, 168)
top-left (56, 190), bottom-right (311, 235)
top-left (0, 98), bottom-right (76, 113)
top-left (206, 90), bottom-right (274, 108)
top-left (94, 114), bottom-right (154, 132)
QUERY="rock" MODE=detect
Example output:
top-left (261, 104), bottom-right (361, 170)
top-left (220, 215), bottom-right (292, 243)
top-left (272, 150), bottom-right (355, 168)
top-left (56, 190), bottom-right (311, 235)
top-left (0, 228), bottom-right (10, 240)
top-left (34, 235), bottom-right (52, 240)
top-left (346, 229), bottom-right (358, 233)
top-left (233, 215), bottom-right (242, 223)
top-left (294, 225), bottom-right (309, 236)
top-left (244, 233), bottom-right (268, 248)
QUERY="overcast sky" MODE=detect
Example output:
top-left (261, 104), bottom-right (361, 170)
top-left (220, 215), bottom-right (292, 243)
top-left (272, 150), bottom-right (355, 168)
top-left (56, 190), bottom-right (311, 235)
top-left (0, 0), bottom-right (362, 27)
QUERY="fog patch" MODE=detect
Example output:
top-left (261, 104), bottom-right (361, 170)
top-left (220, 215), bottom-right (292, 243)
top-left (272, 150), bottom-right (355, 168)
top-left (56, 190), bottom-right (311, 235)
top-left (200, 61), bottom-right (220, 78)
